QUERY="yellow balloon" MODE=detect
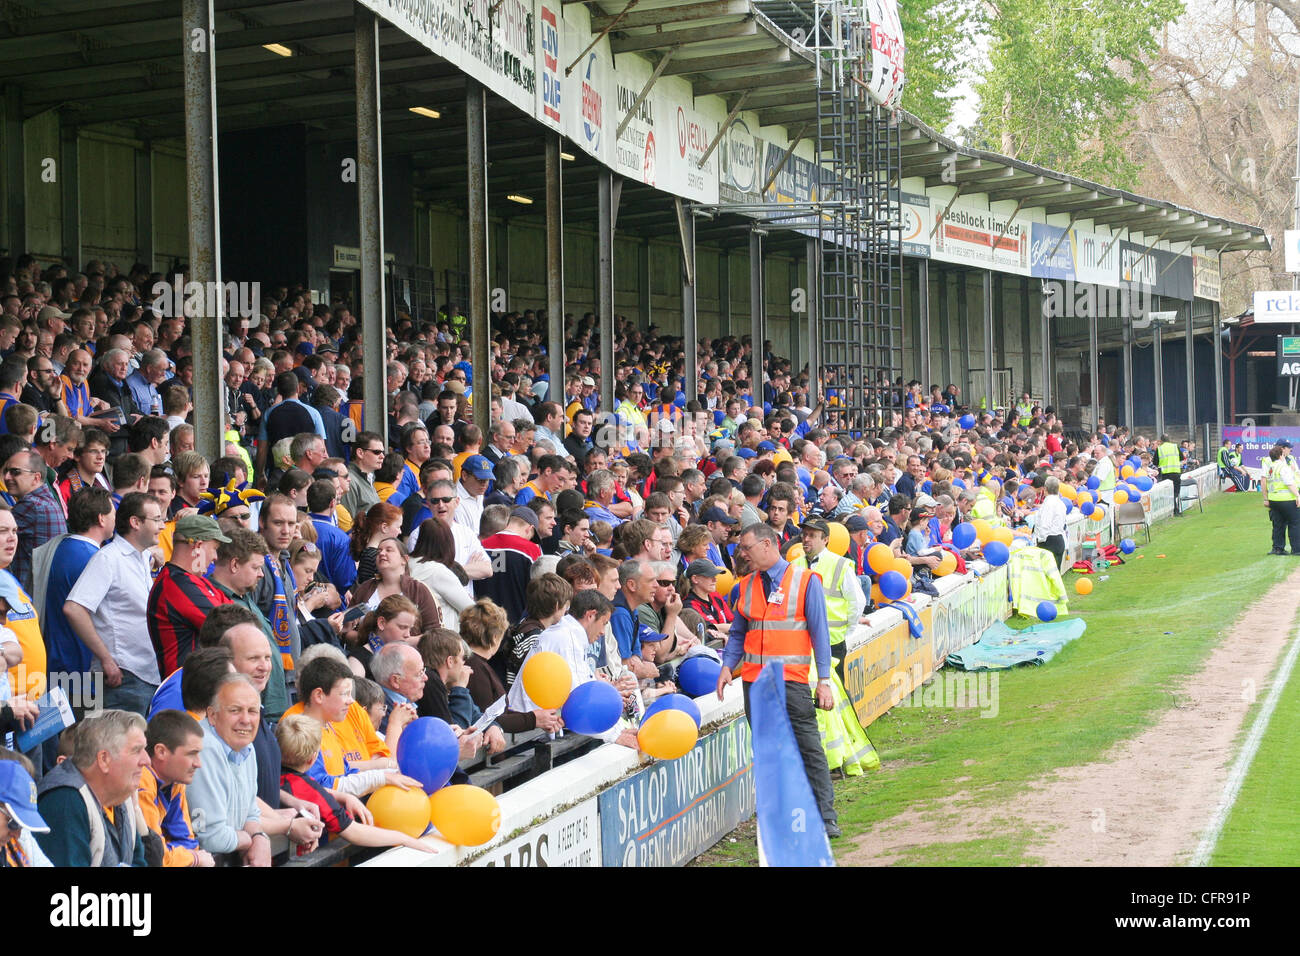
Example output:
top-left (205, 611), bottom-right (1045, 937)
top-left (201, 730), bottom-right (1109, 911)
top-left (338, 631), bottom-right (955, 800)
top-left (715, 569), bottom-right (737, 597)
top-left (935, 551), bottom-right (958, 576)
top-left (368, 784), bottom-right (432, 839)
top-left (1114, 489), bottom-right (1130, 505)
top-left (892, 557), bottom-right (913, 580)
top-left (1088, 508), bottom-right (1105, 522)
top-left (991, 527), bottom-right (1014, 547)
top-left (429, 785), bottom-right (501, 846)
top-left (827, 522), bottom-right (849, 556)
top-left (871, 583), bottom-right (886, 605)
top-left (972, 519), bottom-right (994, 545)
top-left (1075, 577), bottom-right (1094, 595)
top-left (1060, 484), bottom-right (1077, 502)
top-left (867, 543), bottom-right (895, 574)
top-left (521, 651), bottom-right (572, 709)
top-left (638, 709), bottom-right (699, 760)
top-left (785, 541), bottom-right (805, 563)
top-left (1120, 465), bottom-right (1135, 479)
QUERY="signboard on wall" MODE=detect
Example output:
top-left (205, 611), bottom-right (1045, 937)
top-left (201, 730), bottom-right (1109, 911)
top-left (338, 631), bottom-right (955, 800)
top-left (1193, 251), bottom-right (1220, 302)
top-left (1250, 290), bottom-right (1300, 323)
top-left (865, 0), bottom-right (905, 108)
top-left (471, 798), bottom-right (599, 867)
top-left (1279, 336), bottom-right (1300, 377)
top-left (1222, 426), bottom-right (1300, 470)
top-left (1029, 222), bottom-right (1120, 286)
top-left (1119, 240), bottom-right (1193, 299)
top-left (931, 196), bottom-right (1031, 274)
top-left (897, 190), bottom-right (931, 258)
top-left (599, 716), bottom-right (753, 867)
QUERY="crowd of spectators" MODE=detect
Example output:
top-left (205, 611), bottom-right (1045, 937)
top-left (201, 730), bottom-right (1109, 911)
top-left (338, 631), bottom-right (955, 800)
top-left (0, 251), bottom-right (1186, 867)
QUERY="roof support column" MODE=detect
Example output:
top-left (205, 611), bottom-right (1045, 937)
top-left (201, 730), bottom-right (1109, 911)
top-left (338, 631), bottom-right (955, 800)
top-left (677, 199), bottom-right (698, 400)
top-left (806, 237), bottom-right (819, 395)
top-left (356, 5), bottom-right (387, 436)
top-left (1185, 301), bottom-right (1196, 436)
top-left (3, 86), bottom-right (24, 259)
top-left (1089, 308), bottom-right (1099, 433)
top-left (749, 228), bottom-right (764, 406)
top-left (1122, 315), bottom-right (1135, 429)
top-left (598, 171), bottom-right (617, 416)
top-left (982, 269), bottom-right (994, 412)
top-left (1154, 316), bottom-right (1165, 437)
top-left (1040, 283), bottom-right (1053, 409)
top-left (183, 0), bottom-right (225, 462)
top-left (917, 258), bottom-right (931, 396)
top-left (60, 125), bottom-right (80, 270)
top-left (545, 133), bottom-right (565, 394)
top-left (1213, 302), bottom-right (1224, 440)
top-left (467, 79), bottom-right (491, 437)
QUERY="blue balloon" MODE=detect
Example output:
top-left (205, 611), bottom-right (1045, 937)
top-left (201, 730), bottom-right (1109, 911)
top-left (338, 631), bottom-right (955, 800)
top-left (1037, 601), bottom-right (1058, 622)
top-left (713, 409), bottom-right (725, 426)
top-left (959, 413), bottom-right (976, 429)
top-left (952, 478), bottom-right (966, 490)
top-left (1127, 456), bottom-right (1142, 469)
top-left (643, 693), bottom-right (702, 729)
top-left (1064, 499), bottom-right (1074, 514)
top-left (1086, 476), bottom-right (1101, 491)
top-left (677, 656), bottom-right (722, 698)
top-left (983, 541), bottom-right (1010, 567)
top-left (561, 680), bottom-right (624, 736)
top-left (1132, 475), bottom-right (1154, 492)
top-left (396, 717), bottom-right (460, 795)
top-left (879, 570), bottom-right (908, 601)
top-left (1120, 538), bottom-right (1136, 554)
top-left (1080, 501), bottom-right (1096, 517)
top-left (952, 522), bottom-right (977, 549)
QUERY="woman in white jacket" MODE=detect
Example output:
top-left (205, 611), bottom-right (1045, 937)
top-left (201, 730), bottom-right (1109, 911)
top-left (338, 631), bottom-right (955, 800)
top-left (407, 517), bottom-right (475, 632)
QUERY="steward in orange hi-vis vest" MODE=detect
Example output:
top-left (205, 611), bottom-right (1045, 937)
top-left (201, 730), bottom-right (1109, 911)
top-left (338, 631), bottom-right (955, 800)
top-left (735, 563), bottom-right (814, 684)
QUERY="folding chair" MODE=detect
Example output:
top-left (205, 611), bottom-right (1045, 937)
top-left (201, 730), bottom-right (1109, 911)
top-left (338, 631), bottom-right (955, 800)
top-left (1113, 501), bottom-right (1151, 543)
top-left (1179, 478), bottom-right (1204, 515)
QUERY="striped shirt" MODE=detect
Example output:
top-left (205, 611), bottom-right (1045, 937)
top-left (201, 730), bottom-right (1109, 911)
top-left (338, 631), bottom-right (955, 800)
top-left (148, 564), bottom-right (231, 679)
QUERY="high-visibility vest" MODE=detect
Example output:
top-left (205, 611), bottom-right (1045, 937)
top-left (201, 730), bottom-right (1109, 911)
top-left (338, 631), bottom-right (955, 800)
top-left (736, 563), bottom-right (814, 684)
top-left (1016, 403), bottom-right (1033, 427)
top-left (972, 490), bottom-right (1000, 525)
top-left (1157, 442), bottom-right (1180, 474)
top-left (794, 549), bottom-right (853, 645)
top-left (1265, 460), bottom-right (1296, 501)
top-left (1096, 461), bottom-right (1116, 492)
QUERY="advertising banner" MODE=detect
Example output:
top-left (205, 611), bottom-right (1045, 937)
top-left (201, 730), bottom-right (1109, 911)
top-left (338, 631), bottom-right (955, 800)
top-left (360, 0), bottom-right (538, 116)
top-left (718, 116), bottom-right (761, 205)
top-left (562, 17), bottom-right (609, 167)
top-left (931, 196), bottom-right (1031, 275)
top-left (1119, 240), bottom-right (1194, 300)
top-left (897, 190), bottom-right (931, 258)
top-left (1223, 426), bottom-right (1300, 471)
top-left (610, 55), bottom-right (658, 187)
top-left (1279, 336), bottom-right (1300, 377)
top-left (471, 798), bottom-right (599, 867)
top-left (1193, 251), bottom-right (1220, 302)
top-left (865, 0), bottom-right (905, 108)
top-left (1251, 290), bottom-right (1300, 324)
top-left (1029, 223), bottom-right (1121, 286)
top-left (535, 3), bottom-right (562, 129)
top-left (842, 607), bottom-right (935, 727)
top-left (599, 716), bottom-right (753, 867)
top-left (929, 567), bottom-right (1010, 669)
top-left (658, 78), bottom-right (720, 203)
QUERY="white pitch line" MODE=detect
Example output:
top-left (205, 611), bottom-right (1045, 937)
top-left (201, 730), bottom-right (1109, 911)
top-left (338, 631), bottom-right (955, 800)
top-left (1190, 620), bottom-right (1300, 867)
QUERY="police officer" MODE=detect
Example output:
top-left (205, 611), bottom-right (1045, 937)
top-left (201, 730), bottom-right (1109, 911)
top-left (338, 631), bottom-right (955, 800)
top-left (718, 522), bottom-right (840, 837)
top-left (1263, 442), bottom-right (1300, 555)
top-left (1156, 433), bottom-right (1183, 516)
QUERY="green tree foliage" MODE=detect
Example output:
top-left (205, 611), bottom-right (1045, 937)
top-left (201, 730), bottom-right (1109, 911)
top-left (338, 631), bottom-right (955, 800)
top-left (967, 0), bottom-right (1184, 188)
top-left (898, 0), bottom-right (981, 130)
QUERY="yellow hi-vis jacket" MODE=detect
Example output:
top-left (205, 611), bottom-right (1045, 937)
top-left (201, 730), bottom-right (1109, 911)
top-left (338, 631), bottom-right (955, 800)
top-left (1007, 545), bottom-right (1069, 617)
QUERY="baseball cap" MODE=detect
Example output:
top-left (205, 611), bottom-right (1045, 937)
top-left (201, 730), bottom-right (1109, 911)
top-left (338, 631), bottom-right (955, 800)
top-left (511, 506), bottom-right (539, 528)
top-left (37, 305), bottom-right (71, 323)
top-left (174, 514), bottom-right (232, 543)
top-left (699, 506), bottom-right (737, 525)
top-left (685, 559), bottom-right (723, 578)
top-left (801, 517), bottom-right (830, 537)
top-left (342, 605), bottom-right (369, 627)
top-left (462, 454), bottom-right (494, 481)
top-left (581, 376), bottom-right (596, 387)
top-left (757, 441), bottom-right (776, 453)
top-left (909, 506), bottom-right (934, 523)
top-left (295, 341), bottom-right (315, 356)
top-left (843, 514), bottom-right (869, 533)
top-left (0, 761), bottom-right (48, 833)
top-left (737, 447), bottom-right (757, 460)
top-left (316, 341), bottom-right (340, 355)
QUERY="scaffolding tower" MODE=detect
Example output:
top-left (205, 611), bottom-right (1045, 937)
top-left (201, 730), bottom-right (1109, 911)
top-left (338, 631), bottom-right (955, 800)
top-left (812, 0), bottom-right (903, 438)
